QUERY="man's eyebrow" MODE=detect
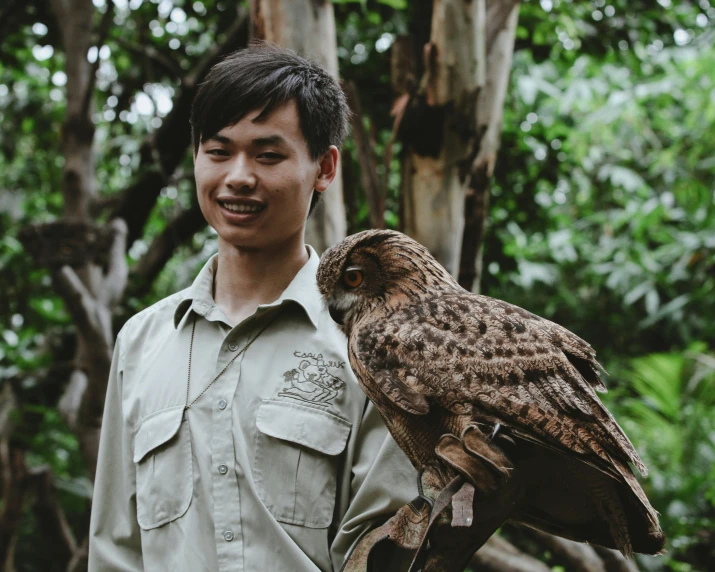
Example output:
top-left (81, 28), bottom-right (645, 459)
top-left (252, 135), bottom-right (288, 147)
top-left (205, 134), bottom-right (232, 144)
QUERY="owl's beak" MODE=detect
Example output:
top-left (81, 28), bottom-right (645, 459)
top-left (328, 304), bottom-right (345, 325)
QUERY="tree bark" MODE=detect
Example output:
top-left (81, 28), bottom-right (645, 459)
top-left (250, 0), bottom-right (347, 252)
top-left (400, 0), bottom-right (487, 275)
top-left (398, 0), bottom-right (519, 283)
top-left (471, 535), bottom-right (552, 572)
top-left (458, 0), bottom-right (519, 292)
top-left (344, 81), bottom-right (384, 229)
top-left (48, 0), bottom-right (121, 482)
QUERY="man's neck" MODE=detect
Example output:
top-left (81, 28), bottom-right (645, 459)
top-left (213, 236), bottom-right (310, 327)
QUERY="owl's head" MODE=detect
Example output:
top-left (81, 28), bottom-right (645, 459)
top-left (317, 229), bottom-right (459, 333)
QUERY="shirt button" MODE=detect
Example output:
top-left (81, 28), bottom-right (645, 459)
top-left (218, 464), bottom-right (228, 475)
top-left (228, 342), bottom-right (238, 351)
top-left (218, 399), bottom-right (227, 410)
top-left (224, 530), bottom-right (234, 542)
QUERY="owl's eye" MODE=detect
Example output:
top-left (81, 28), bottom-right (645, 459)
top-left (343, 267), bottom-right (364, 288)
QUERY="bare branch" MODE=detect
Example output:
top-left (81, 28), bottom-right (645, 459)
top-left (114, 37), bottom-right (184, 78)
top-left (0, 384), bottom-right (17, 441)
top-left (341, 148), bottom-right (358, 234)
top-left (58, 369), bottom-right (89, 432)
top-left (471, 535), bottom-right (552, 572)
top-left (27, 467), bottom-right (77, 567)
top-left (0, 443), bottom-right (26, 568)
top-left (54, 265), bottom-right (101, 337)
top-left (593, 545), bottom-right (640, 572)
top-left (99, 218), bottom-right (129, 307)
top-left (68, 537), bottom-right (89, 572)
top-left (185, 6), bottom-right (250, 88)
top-left (81, 2), bottom-right (115, 115)
top-left (344, 81), bottom-right (384, 229)
top-left (526, 529), bottom-right (607, 572)
top-left (131, 202), bottom-right (206, 295)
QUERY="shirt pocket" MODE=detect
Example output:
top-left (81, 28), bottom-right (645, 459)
top-left (133, 405), bottom-right (193, 530)
top-left (254, 399), bottom-right (352, 529)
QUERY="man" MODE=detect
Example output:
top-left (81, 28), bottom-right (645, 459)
top-left (88, 45), bottom-right (415, 571)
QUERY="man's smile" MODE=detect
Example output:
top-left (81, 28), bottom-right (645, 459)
top-left (216, 197), bottom-right (267, 221)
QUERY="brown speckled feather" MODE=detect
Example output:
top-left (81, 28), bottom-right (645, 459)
top-left (318, 229), bottom-right (665, 557)
top-left (353, 291), bottom-right (647, 478)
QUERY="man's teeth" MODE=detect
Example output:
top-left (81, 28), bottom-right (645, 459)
top-left (221, 202), bottom-right (264, 213)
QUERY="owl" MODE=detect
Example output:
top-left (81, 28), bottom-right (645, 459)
top-left (317, 229), bottom-right (665, 561)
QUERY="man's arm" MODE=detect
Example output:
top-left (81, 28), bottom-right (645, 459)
top-left (330, 401), bottom-right (417, 570)
top-left (88, 329), bottom-right (144, 572)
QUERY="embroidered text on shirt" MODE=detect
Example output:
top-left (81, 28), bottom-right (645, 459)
top-left (279, 351), bottom-right (346, 405)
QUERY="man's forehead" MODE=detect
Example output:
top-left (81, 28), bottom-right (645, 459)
top-left (213, 100), bottom-right (302, 142)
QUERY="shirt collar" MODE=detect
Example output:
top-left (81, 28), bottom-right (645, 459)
top-left (173, 246), bottom-right (322, 330)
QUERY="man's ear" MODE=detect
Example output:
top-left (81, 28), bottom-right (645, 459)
top-left (314, 146), bottom-right (339, 193)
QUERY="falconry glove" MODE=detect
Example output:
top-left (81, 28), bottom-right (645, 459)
top-left (342, 433), bottom-right (521, 572)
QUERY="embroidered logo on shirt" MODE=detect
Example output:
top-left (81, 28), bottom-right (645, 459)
top-left (279, 351), bottom-right (346, 405)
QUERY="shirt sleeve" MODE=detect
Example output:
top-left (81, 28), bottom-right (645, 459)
top-left (88, 328), bottom-right (144, 572)
top-left (330, 400), bottom-right (418, 569)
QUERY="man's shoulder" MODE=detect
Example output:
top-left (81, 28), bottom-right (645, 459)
top-left (120, 288), bottom-right (190, 339)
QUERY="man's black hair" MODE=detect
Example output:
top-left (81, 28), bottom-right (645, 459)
top-left (190, 43), bottom-right (350, 215)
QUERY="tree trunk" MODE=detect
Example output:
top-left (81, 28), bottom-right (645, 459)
top-left (250, 0), bottom-right (347, 252)
top-left (459, 1), bottom-right (519, 292)
top-left (400, 0), bottom-right (487, 276)
top-left (398, 0), bottom-right (519, 283)
top-left (49, 0), bottom-right (125, 481)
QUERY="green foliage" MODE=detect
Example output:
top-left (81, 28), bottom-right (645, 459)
top-left (605, 346), bottom-right (715, 569)
top-left (484, 0), bottom-right (715, 361)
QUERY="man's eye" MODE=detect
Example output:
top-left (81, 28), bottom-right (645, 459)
top-left (258, 152), bottom-right (283, 160)
top-left (205, 149), bottom-right (229, 157)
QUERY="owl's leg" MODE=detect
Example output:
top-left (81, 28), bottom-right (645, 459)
top-left (433, 426), bottom-right (513, 491)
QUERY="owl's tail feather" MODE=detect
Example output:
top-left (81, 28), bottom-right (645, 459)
top-left (588, 469), bottom-right (634, 558)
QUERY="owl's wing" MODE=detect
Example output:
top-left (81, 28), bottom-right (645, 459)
top-left (353, 291), bottom-right (647, 477)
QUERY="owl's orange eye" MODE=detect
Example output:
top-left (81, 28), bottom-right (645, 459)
top-left (343, 268), bottom-right (364, 288)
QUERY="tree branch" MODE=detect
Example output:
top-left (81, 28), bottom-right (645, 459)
top-left (471, 535), bottom-right (552, 572)
top-left (81, 1), bottom-right (115, 115)
top-left (344, 81), bottom-right (384, 229)
top-left (592, 545), bottom-right (640, 572)
top-left (525, 529), bottom-right (608, 572)
top-left (99, 218), bottom-right (128, 307)
top-left (114, 37), bottom-right (184, 78)
top-left (0, 443), bottom-right (26, 568)
top-left (131, 202), bottom-right (206, 296)
top-left (27, 467), bottom-right (77, 568)
top-left (53, 266), bottom-right (102, 339)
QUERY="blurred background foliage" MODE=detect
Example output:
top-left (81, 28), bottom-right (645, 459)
top-left (0, 0), bottom-right (713, 570)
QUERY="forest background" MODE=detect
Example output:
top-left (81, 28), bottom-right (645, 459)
top-left (0, 0), bottom-right (713, 571)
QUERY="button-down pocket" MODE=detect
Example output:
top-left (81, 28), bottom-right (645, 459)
top-left (254, 399), bottom-right (352, 528)
top-left (133, 405), bottom-right (193, 530)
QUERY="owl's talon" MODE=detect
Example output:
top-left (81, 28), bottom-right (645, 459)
top-left (490, 423), bottom-right (501, 441)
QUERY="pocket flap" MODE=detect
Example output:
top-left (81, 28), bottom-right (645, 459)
top-left (133, 405), bottom-right (185, 463)
top-left (256, 400), bottom-right (351, 456)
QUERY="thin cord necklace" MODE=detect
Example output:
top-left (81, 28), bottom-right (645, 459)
top-left (185, 311), bottom-right (281, 409)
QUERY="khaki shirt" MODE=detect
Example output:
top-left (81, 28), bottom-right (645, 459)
top-left (88, 247), bottom-right (416, 572)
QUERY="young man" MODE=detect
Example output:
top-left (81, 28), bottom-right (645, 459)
top-left (88, 45), bottom-right (415, 571)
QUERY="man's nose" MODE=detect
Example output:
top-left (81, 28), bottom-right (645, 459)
top-left (225, 155), bottom-right (257, 191)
